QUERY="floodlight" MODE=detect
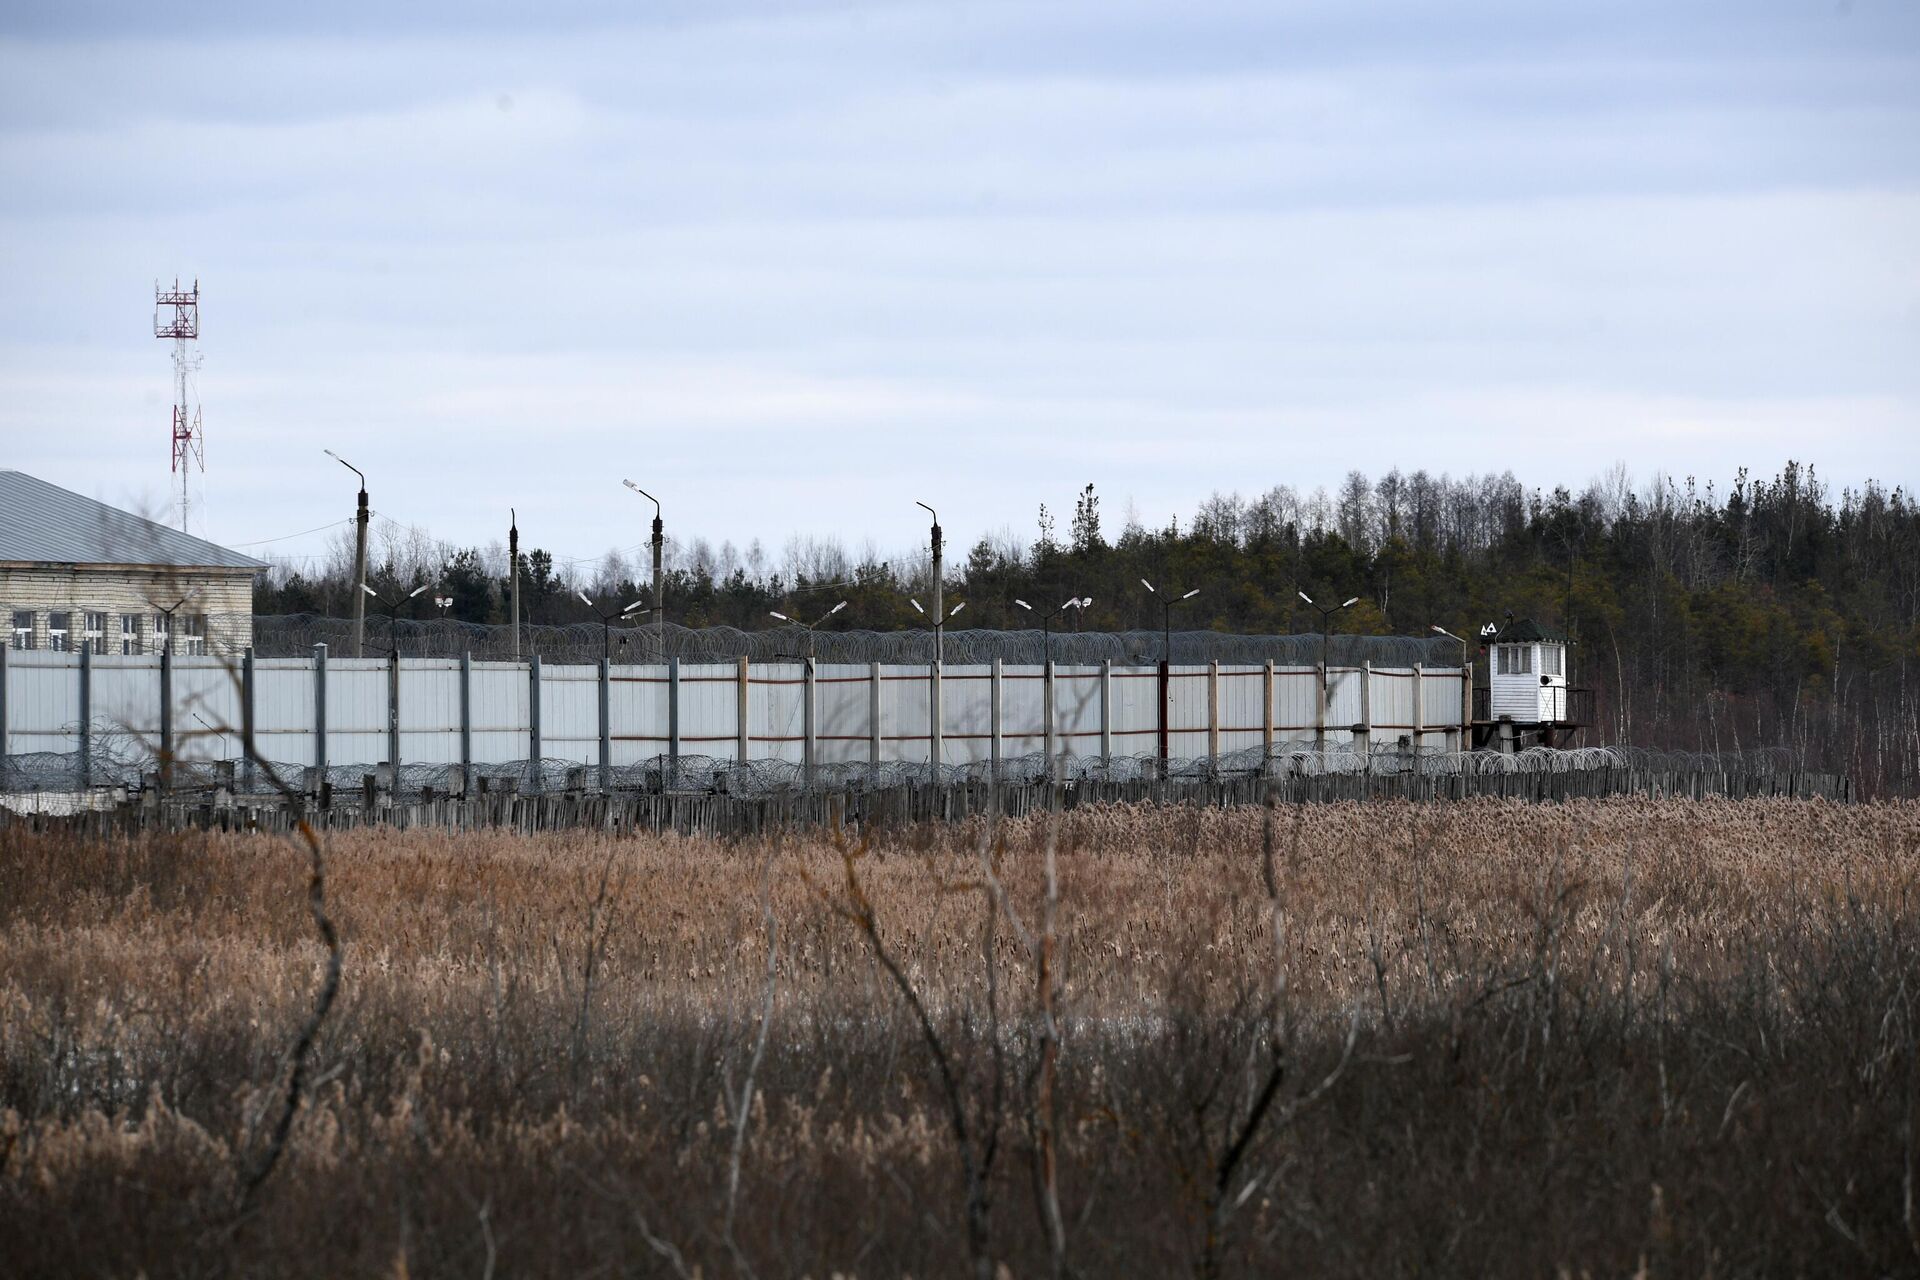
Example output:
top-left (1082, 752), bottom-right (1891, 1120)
top-left (769, 611), bottom-right (790, 622)
top-left (1140, 579), bottom-right (1155, 593)
top-left (949, 602), bottom-right (965, 617)
top-left (1181, 589), bottom-right (1200, 600)
top-left (1342, 597), bottom-right (1360, 608)
top-left (910, 599), bottom-right (924, 613)
top-left (361, 584), bottom-right (378, 598)
top-left (1297, 591), bottom-right (1313, 605)
top-left (1014, 599), bottom-right (1032, 610)
top-left (829, 601), bottom-right (847, 615)
top-left (578, 591), bottom-right (594, 607)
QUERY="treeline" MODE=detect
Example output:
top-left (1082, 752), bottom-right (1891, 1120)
top-left (258, 462), bottom-right (1920, 793)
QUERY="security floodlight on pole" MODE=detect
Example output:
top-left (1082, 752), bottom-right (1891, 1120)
top-left (1432, 623), bottom-right (1475, 749)
top-left (364, 582), bottom-right (430, 656)
top-left (916, 501), bottom-right (943, 665)
top-left (769, 600), bottom-right (847, 661)
top-left (149, 586), bottom-right (204, 659)
top-left (910, 597), bottom-right (966, 664)
top-left (1013, 595), bottom-right (1087, 666)
top-left (1300, 591), bottom-right (1361, 726)
top-left (581, 591), bottom-right (650, 663)
top-left (1140, 579), bottom-right (1200, 666)
top-left (324, 449), bottom-right (370, 658)
top-left (1140, 580), bottom-right (1199, 771)
top-left (623, 480), bottom-right (666, 660)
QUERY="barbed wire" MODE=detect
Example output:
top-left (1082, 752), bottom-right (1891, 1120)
top-left (1, 740), bottom-right (1808, 800)
top-left (239, 614), bottom-right (1458, 667)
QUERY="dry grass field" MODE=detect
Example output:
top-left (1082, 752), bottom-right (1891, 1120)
top-left (2, 798), bottom-right (1916, 1277)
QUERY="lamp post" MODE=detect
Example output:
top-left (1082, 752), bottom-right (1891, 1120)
top-left (910, 597), bottom-right (966, 663)
top-left (580, 592), bottom-right (650, 663)
top-left (769, 600), bottom-right (848, 660)
top-left (1139, 579), bottom-right (1200, 665)
top-left (916, 501), bottom-right (943, 665)
top-left (363, 583), bottom-right (430, 655)
top-left (1013, 595), bottom-right (1088, 666)
top-left (1299, 591), bottom-right (1359, 743)
top-left (622, 480), bottom-right (666, 659)
top-left (1140, 580), bottom-right (1199, 772)
top-left (1432, 623), bottom-right (1474, 750)
top-left (146, 586), bottom-right (203, 797)
top-left (323, 449), bottom-right (370, 658)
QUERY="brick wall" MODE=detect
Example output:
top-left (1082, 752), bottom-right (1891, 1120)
top-left (0, 565), bottom-right (253, 654)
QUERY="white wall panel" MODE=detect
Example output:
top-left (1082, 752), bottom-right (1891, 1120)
top-left (998, 666), bottom-right (1045, 757)
top-left (174, 658), bottom-right (245, 761)
top-left (470, 663), bottom-right (530, 763)
top-left (942, 666), bottom-right (994, 764)
top-left (539, 665), bottom-right (599, 763)
top-left (5, 652), bottom-right (77, 755)
top-left (1108, 666), bottom-right (1158, 756)
top-left (255, 660), bottom-right (316, 768)
top-left (748, 664), bottom-right (805, 764)
top-left (678, 663), bottom-right (740, 761)
top-left (397, 660), bottom-right (462, 765)
top-left (1051, 665), bottom-right (1103, 762)
top-left (1217, 666), bottom-right (1266, 755)
top-left (878, 664), bottom-right (931, 764)
top-left (607, 666), bottom-right (668, 765)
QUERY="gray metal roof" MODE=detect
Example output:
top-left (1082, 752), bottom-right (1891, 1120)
top-left (0, 470), bottom-right (264, 571)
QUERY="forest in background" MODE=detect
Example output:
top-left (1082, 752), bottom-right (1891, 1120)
top-left (256, 463), bottom-right (1920, 793)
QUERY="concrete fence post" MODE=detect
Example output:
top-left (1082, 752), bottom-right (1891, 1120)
top-left (1358, 660), bottom-right (1373, 761)
top-left (869, 661), bottom-right (882, 773)
top-left (0, 642), bottom-right (8, 778)
top-left (1315, 658), bottom-right (1328, 752)
top-left (1412, 661), bottom-right (1425, 757)
top-left (527, 654), bottom-right (542, 792)
top-left (1042, 659), bottom-right (1056, 774)
top-left (241, 646), bottom-right (257, 793)
top-left (667, 656), bottom-right (681, 788)
top-left (1206, 659), bottom-right (1220, 765)
top-left (598, 657), bottom-right (611, 792)
top-left (459, 651), bottom-right (473, 796)
top-left (159, 641), bottom-right (174, 795)
top-left (929, 658), bottom-right (943, 772)
top-left (1100, 659), bottom-right (1112, 769)
top-left (1261, 659), bottom-right (1275, 775)
top-left (387, 648), bottom-right (401, 781)
top-left (736, 657), bottom-right (750, 763)
top-left (78, 644), bottom-right (92, 789)
top-left (989, 658), bottom-right (1003, 781)
top-left (312, 643), bottom-right (328, 795)
top-left (802, 656), bottom-right (816, 787)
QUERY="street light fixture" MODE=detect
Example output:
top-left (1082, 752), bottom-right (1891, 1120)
top-left (1139, 579), bottom-right (1200, 665)
top-left (769, 600), bottom-right (848, 659)
top-left (910, 597), bottom-right (966, 663)
top-left (324, 448), bottom-right (371, 657)
top-left (362, 582), bottom-right (430, 655)
top-left (580, 591), bottom-right (651, 662)
top-left (147, 586), bottom-right (204, 658)
top-left (1013, 595), bottom-right (1088, 666)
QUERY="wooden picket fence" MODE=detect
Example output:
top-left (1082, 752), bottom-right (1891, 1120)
top-left (1, 765), bottom-right (1851, 841)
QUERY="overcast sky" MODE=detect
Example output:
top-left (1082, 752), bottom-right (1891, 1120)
top-left (3, 0), bottom-right (1916, 573)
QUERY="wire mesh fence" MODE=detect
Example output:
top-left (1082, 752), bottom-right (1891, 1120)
top-left (238, 614), bottom-right (1459, 667)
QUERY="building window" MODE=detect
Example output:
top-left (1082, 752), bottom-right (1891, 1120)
top-left (84, 611), bottom-right (106, 654)
top-left (47, 611), bottom-right (71, 652)
top-left (1540, 646), bottom-right (1563, 677)
top-left (120, 614), bottom-right (141, 655)
top-left (1497, 644), bottom-right (1531, 676)
top-left (180, 614), bottom-right (208, 655)
top-left (9, 610), bottom-right (31, 650)
top-left (151, 612), bottom-right (169, 653)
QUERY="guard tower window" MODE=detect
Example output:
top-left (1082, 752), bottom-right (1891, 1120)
top-left (1541, 646), bottom-right (1563, 677)
top-left (1496, 644), bottom-right (1531, 675)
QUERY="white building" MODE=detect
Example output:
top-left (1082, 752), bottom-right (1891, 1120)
top-left (0, 470), bottom-right (262, 656)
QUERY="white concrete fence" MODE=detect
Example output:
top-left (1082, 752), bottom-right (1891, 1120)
top-left (0, 645), bottom-right (1470, 788)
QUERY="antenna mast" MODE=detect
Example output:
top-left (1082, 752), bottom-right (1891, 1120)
top-left (154, 277), bottom-right (203, 531)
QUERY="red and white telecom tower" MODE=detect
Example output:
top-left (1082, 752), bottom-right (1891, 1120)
top-left (154, 278), bottom-right (203, 532)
